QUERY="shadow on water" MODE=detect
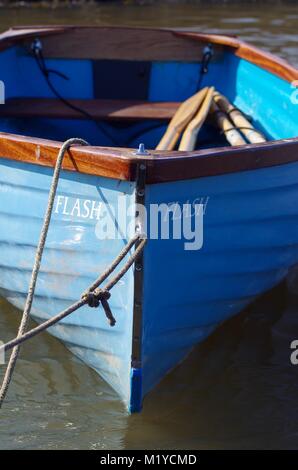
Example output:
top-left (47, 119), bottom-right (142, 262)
top-left (0, 298), bottom-right (129, 450)
top-left (1, 277), bottom-right (298, 449)
top-left (126, 281), bottom-right (298, 449)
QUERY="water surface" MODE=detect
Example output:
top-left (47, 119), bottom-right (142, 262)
top-left (0, 1), bottom-right (297, 66)
top-left (0, 1), bottom-right (297, 450)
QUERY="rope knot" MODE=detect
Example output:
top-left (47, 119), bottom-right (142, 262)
top-left (82, 288), bottom-right (110, 307)
top-left (83, 291), bottom-right (100, 308)
top-left (82, 289), bottom-right (115, 327)
top-left (94, 288), bottom-right (111, 301)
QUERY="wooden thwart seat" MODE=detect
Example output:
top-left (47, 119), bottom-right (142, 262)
top-left (0, 98), bottom-right (180, 122)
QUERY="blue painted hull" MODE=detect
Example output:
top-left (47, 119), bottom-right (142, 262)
top-left (1, 156), bottom-right (298, 410)
top-left (142, 162), bottom-right (298, 397)
top-left (0, 158), bottom-right (137, 409)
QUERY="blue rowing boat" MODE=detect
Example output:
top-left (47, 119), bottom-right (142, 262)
top-left (0, 26), bottom-right (297, 412)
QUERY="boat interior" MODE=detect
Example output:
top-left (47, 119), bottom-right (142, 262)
top-left (0, 26), bottom-right (297, 152)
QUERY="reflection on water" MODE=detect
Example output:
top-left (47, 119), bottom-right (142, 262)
top-left (0, 0), bottom-right (298, 450)
top-left (1, 281), bottom-right (298, 450)
top-left (0, 298), bottom-right (128, 450)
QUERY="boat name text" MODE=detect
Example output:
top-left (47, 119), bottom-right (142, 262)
top-left (55, 195), bottom-right (207, 251)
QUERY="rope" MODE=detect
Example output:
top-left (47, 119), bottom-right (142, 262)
top-left (0, 135), bottom-right (147, 407)
top-left (0, 235), bottom-right (146, 355)
top-left (210, 109), bottom-right (266, 140)
top-left (0, 138), bottom-right (88, 407)
top-left (219, 126), bottom-right (266, 140)
top-left (197, 44), bottom-right (213, 91)
top-left (225, 106), bottom-right (252, 121)
top-left (31, 39), bottom-right (118, 147)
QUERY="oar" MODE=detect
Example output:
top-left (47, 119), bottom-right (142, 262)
top-left (213, 92), bottom-right (266, 144)
top-left (210, 100), bottom-right (246, 146)
top-left (179, 87), bottom-right (214, 151)
top-left (156, 87), bottom-right (208, 151)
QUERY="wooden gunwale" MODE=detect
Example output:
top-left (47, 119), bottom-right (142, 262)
top-left (174, 31), bottom-right (298, 83)
top-left (1, 132), bottom-right (298, 184)
top-left (0, 26), bottom-right (71, 52)
top-left (0, 26), bottom-right (297, 184)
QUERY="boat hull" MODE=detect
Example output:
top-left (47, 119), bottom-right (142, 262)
top-left (0, 25), bottom-right (297, 412)
top-left (1, 157), bottom-right (298, 410)
top-left (0, 157), bottom-right (137, 410)
top-left (141, 160), bottom-right (298, 398)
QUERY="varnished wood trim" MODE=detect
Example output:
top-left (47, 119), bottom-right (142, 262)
top-left (145, 138), bottom-right (298, 183)
top-left (1, 132), bottom-right (298, 184)
top-left (0, 25), bottom-right (225, 62)
top-left (0, 26), bottom-right (296, 82)
top-left (28, 27), bottom-right (224, 62)
top-left (0, 26), bottom-right (70, 52)
top-left (175, 31), bottom-right (298, 83)
top-left (0, 132), bottom-right (136, 181)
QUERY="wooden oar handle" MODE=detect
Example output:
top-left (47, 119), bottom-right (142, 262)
top-left (179, 87), bottom-right (214, 151)
top-left (156, 127), bottom-right (181, 151)
top-left (213, 92), bottom-right (266, 144)
top-left (211, 101), bottom-right (246, 146)
top-left (156, 87), bottom-right (208, 151)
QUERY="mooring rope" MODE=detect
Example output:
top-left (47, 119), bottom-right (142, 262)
top-left (0, 234), bottom-right (146, 355)
top-left (0, 138), bottom-right (90, 407)
top-left (0, 137), bottom-right (147, 408)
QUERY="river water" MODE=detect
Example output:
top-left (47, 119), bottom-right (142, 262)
top-left (0, 1), bottom-right (298, 450)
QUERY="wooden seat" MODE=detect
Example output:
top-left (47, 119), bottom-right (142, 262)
top-left (0, 98), bottom-right (180, 122)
